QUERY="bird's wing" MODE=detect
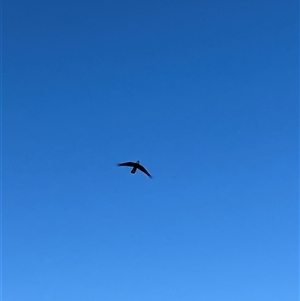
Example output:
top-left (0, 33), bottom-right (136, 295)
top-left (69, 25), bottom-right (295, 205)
top-left (137, 165), bottom-right (152, 178)
top-left (118, 161), bottom-right (135, 167)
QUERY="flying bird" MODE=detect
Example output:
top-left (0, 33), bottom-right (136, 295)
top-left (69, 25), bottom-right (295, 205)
top-left (118, 160), bottom-right (152, 178)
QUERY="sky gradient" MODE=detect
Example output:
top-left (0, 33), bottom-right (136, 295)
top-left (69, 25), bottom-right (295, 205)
top-left (3, 0), bottom-right (299, 300)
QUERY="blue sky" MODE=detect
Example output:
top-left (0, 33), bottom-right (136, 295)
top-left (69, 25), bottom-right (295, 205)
top-left (3, 0), bottom-right (299, 300)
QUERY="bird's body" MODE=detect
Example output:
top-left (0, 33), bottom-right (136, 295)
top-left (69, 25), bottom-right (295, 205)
top-left (118, 160), bottom-right (152, 178)
top-left (130, 165), bottom-right (138, 174)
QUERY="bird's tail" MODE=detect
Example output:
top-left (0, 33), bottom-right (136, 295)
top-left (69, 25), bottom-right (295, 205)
top-left (131, 167), bottom-right (137, 174)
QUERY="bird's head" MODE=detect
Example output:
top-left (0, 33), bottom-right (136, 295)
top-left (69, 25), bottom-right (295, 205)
top-left (136, 160), bottom-right (140, 164)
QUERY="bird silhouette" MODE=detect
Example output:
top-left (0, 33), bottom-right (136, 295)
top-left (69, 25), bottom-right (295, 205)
top-left (118, 160), bottom-right (152, 178)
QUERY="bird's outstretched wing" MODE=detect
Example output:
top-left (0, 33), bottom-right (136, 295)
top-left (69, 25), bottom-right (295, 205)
top-left (137, 165), bottom-right (152, 178)
top-left (118, 161), bottom-right (135, 167)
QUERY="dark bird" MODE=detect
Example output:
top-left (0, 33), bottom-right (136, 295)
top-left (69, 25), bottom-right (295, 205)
top-left (118, 160), bottom-right (152, 178)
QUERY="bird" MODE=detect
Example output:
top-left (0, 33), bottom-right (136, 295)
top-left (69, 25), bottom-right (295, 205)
top-left (117, 160), bottom-right (152, 178)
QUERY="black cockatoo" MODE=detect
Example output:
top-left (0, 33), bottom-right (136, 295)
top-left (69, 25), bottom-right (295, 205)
top-left (118, 160), bottom-right (152, 178)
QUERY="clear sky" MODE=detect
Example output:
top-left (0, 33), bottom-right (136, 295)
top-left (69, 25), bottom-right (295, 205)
top-left (3, 0), bottom-right (299, 300)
